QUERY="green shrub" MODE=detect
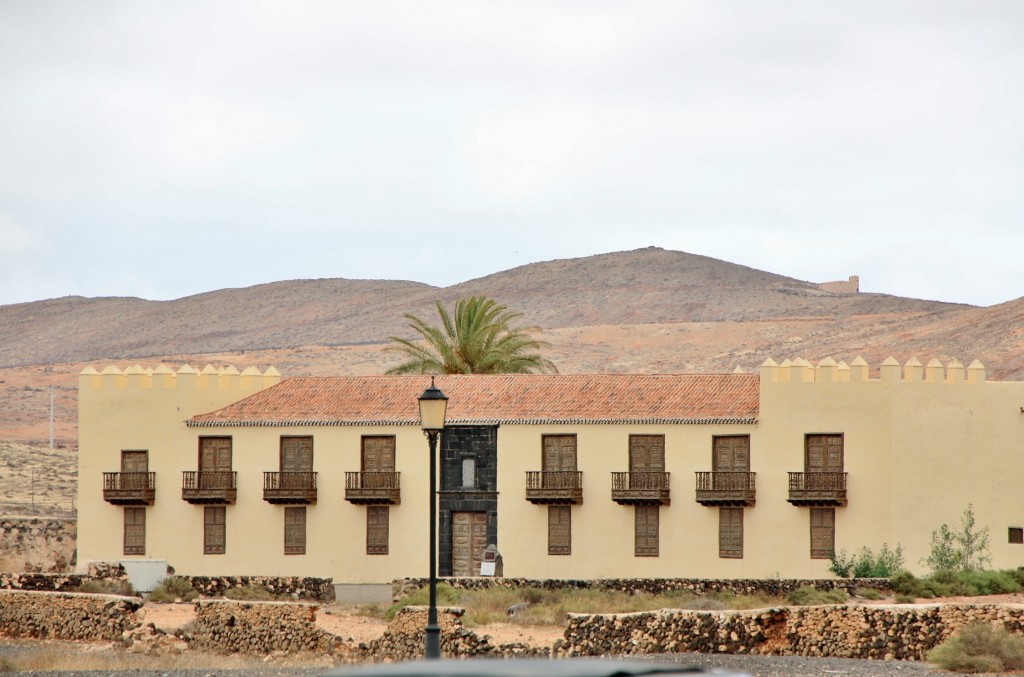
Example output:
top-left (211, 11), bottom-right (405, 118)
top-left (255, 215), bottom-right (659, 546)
top-left (785, 586), bottom-right (848, 606)
top-left (961, 569), bottom-right (1021, 595)
top-left (71, 579), bottom-right (136, 596)
top-left (854, 586), bottom-right (882, 600)
top-left (831, 543), bottom-right (905, 578)
top-left (224, 584), bottom-right (280, 601)
top-left (891, 571), bottom-right (923, 596)
top-left (928, 622), bottom-right (1024, 673)
top-left (146, 576), bottom-right (198, 603)
top-left (385, 583), bottom-right (461, 620)
top-left (894, 593), bottom-right (916, 604)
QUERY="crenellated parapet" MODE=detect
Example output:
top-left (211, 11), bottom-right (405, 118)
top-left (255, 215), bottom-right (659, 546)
top-left (78, 364), bottom-right (281, 391)
top-left (760, 356), bottom-right (988, 384)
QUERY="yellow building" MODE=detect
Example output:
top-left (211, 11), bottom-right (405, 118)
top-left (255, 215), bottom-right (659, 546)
top-left (76, 357), bottom-right (1024, 583)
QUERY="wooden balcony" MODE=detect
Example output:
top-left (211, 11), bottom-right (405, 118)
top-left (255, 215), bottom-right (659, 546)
top-left (263, 471), bottom-right (318, 504)
top-left (787, 472), bottom-right (847, 506)
top-left (181, 471), bottom-right (237, 504)
top-left (102, 472), bottom-right (155, 505)
top-left (345, 472), bottom-right (401, 505)
top-left (694, 472), bottom-right (756, 506)
top-left (525, 471), bottom-right (583, 504)
top-left (611, 472), bottom-right (670, 505)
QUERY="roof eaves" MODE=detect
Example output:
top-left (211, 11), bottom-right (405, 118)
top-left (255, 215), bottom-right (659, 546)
top-left (186, 416), bottom-right (758, 428)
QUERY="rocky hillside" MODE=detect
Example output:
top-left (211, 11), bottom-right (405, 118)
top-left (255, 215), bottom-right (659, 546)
top-left (0, 247), bottom-right (969, 367)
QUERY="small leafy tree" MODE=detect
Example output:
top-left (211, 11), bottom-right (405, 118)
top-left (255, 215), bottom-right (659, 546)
top-left (924, 504), bottom-right (991, 573)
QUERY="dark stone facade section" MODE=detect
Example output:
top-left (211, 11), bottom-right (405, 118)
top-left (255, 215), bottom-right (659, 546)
top-left (438, 425), bottom-right (499, 577)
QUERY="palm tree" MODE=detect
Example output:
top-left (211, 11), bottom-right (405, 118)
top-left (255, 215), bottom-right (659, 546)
top-left (385, 295), bottom-right (558, 374)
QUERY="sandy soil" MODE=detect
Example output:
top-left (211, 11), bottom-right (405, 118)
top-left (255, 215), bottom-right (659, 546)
top-left (141, 601), bottom-right (567, 648)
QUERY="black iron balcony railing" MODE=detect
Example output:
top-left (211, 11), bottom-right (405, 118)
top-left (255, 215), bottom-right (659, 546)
top-left (611, 471), bottom-right (670, 505)
top-left (263, 471), bottom-right (318, 504)
top-left (694, 471), bottom-right (757, 506)
top-left (344, 471), bottom-right (401, 504)
top-left (525, 471), bottom-right (583, 504)
top-left (787, 471), bottom-right (847, 506)
top-left (102, 472), bottom-right (156, 505)
top-left (181, 471), bottom-right (237, 504)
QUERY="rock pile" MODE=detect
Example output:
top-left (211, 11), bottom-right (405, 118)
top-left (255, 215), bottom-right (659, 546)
top-left (0, 590), bottom-right (141, 641)
top-left (562, 603), bottom-right (1024, 661)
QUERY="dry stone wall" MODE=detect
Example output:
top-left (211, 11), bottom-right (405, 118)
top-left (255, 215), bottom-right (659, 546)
top-left (0, 561), bottom-right (128, 592)
top-left (189, 600), bottom-right (348, 657)
top-left (0, 590), bottom-right (141, 641)
top-left (562, 604), bottom-right (1024, 661)
top-left (394, 577), bottom-right (890, 600)
top-left (184, 575), bottom-right (335, 601)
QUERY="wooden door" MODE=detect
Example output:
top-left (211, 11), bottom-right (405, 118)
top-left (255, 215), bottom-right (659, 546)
top-left (713, 436), bottom-right (750, 472)
top-left (806, 435), bottom-right (843, 472)
top-left (542, 435), bottom-right (577, 472)
top-left (451, 511), bottom-right (487, 576)
top-left (284, 507), bottom-right (306, 555)
top-left (199, 437), bottom-right (232, 471)
top-left (199, 437), bottom-right (231, 489)
top-left (281, 437), bottom-right (313, 472)
top-left (629, 435), bottom-right (665, 472)
top-left (362, 437), bottom-right (396, 472)
top-left (121, 450), bottom-right (148, 489)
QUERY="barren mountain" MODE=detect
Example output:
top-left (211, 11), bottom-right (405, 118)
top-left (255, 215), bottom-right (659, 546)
top-left (0, 247), bottom-right (968, 367)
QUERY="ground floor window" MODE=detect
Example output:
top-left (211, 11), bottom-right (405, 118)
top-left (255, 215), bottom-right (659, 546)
top-left (123, 507), bottom-right (145, 556)
top-left (204, 506), bottom-right (226, 555)
top-left (1010, 527), bottom-right (1023, 544)
top-left (810, 507), bottom-right (835, 559)
top-left (367, 506), bottom-right (389, 555)
top-left (719, 507), bottom-right (743, 558)
top-left (285, 507), bottom-right (306, 555)
top-left (635, 505), bottom-right (659, 557)
top-left (548, 505), bottom-right (571, 555)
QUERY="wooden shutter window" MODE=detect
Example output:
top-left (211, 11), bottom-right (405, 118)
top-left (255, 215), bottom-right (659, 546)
top-left (1010, 527), bottom-right (1024, 544)
top-left (635, 505), bottom-right (659, 557)
top-left (629, 435), bottom-right (666, 472)
top-left (548, 505), bottom-right (571, 555)
top-left (204, 506), bottom-right (226, 555)
top-left (284, 507), bottom-right (306, 555)
top-left (713, 436), bottom-right (750, 472)
top-left (123, 507), bottom-right (145, 556)
top-left (810, 507), bottom-right (835, 559)
top-left (806, 434), bottom-right (844, 472)
top-left (542, 435), bottom-right (578, 471)
top-left (367, 506), bottom-right (389, 555)
top-left (719, 507), bottom-right (743, 558)
top-left (281, 436), bottom-right (314, 471)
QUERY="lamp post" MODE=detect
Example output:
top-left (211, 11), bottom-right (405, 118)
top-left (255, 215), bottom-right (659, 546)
top-left (418, 377), bottom-right (448, 660)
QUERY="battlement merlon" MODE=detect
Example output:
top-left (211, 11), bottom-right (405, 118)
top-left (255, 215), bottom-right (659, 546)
top-left (760, 356), bottom-right (989, 384)
top-left (78, 364), bottom-right (282, 391)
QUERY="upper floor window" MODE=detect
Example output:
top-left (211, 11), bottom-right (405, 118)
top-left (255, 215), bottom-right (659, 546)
top-left (542, 435), bottom-right (577, 472)
top-left (281, 436), bottom-right (313, 472)
top-left (805, 434), bottom-right (843, 473)
top-left (462, 457), bottom-right (477, 488)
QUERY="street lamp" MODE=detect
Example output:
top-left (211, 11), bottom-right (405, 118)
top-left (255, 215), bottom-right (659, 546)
top-left (418, 377), bottom-right (448, 660)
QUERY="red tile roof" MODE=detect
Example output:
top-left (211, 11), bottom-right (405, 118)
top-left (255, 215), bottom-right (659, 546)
top-left (188, 374), bottom-right (759, 427)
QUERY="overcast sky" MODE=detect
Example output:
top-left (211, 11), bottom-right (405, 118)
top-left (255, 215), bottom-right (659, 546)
top-left (1, 2), bottom-right (1021, 308)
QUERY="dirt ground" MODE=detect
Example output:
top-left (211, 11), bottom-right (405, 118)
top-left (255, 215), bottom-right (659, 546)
top-left (141, 601), bottom-right (568, 648)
